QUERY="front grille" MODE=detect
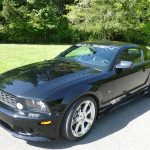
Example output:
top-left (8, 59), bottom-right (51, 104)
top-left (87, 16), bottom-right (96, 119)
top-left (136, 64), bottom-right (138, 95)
top-left (0, 90), bottom-right (17, 108)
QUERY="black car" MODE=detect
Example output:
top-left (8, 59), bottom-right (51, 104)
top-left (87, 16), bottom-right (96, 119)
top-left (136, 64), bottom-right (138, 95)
top-left (0, 41), bottom-right (150, 141)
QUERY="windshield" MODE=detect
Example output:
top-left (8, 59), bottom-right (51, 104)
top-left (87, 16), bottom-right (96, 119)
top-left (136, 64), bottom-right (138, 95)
top-left (57, 44), bottom-right (119, 71)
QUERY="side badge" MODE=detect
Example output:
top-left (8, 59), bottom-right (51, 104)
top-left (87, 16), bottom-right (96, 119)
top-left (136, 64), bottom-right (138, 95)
top-left (111, 97), bottom-right (121, 105)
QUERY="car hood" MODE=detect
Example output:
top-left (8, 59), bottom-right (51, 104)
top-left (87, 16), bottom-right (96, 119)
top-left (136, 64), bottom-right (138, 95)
top-left (0, 59), bottom-right (99, 98)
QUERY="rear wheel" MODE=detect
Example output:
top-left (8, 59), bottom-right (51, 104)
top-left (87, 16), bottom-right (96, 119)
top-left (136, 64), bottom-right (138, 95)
top-left (61, 96), bottom-right (97, 141)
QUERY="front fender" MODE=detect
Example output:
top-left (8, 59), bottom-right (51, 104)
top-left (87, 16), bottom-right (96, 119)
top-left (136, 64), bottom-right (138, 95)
top-left (62, 83), bottom-right (102, 112)
top-left (46, 81), bottom-right (102, 113)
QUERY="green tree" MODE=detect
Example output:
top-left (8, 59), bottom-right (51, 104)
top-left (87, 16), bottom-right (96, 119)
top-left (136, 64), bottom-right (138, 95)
top-left (0, 0), bottom-right (149, 44)
top-left (0, 0), bottom-right (67, 43)
top-left (66, 0), bottom-right (150, 44)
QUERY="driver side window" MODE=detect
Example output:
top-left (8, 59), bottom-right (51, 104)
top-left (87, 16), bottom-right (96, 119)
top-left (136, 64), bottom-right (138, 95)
top-left (119, 48), bottom-right (142, 65)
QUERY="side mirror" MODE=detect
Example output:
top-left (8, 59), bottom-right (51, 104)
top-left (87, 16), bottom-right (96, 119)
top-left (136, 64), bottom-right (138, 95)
top-left (115, 61), bottom-right (133, 70)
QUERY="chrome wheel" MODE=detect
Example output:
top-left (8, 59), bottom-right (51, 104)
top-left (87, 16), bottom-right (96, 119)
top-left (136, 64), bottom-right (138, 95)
top-left (71, 100), bottom-right (96, 137)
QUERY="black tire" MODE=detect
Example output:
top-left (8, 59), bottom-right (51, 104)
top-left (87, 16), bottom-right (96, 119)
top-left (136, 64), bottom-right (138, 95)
top-left (61, 96), bottom-right (97, 141)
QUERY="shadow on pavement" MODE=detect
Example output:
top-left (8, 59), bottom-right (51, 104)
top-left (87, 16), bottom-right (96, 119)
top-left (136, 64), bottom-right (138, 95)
top-left (28, 96), bottom-right (150, 149)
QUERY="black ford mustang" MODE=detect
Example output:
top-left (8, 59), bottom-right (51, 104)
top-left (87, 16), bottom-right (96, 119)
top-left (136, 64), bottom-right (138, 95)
top-left (0, 41), bottom-right (150, 141)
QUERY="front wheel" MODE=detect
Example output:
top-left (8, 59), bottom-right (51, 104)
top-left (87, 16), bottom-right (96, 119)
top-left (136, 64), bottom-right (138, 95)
top-left (61, 96), bottom-right (97, 141)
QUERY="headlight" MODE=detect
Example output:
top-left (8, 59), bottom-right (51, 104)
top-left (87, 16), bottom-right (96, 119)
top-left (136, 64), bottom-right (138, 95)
top-left (25, 99), bottom-right (51, 115)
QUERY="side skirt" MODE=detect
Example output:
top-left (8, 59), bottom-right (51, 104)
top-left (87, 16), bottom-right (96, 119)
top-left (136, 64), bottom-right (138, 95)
top-left (97, 88), bottom-right (148, 119)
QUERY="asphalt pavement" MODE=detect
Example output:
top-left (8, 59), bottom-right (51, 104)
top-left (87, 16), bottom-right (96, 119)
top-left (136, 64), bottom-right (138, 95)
top-left (0, 96), bottom-right (150, 150)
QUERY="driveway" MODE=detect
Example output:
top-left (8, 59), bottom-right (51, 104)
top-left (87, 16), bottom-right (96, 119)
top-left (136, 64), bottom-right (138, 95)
top-left (0, 96), bottom-right (150, 150)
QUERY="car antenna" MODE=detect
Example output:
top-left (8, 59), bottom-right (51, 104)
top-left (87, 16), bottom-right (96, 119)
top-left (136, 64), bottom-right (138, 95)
top-left (44, 27), bottom-right (47, 61)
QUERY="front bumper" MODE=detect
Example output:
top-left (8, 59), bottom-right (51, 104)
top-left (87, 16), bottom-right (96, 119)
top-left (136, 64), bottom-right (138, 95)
top-left (0, 106), bottom-right (62, 141)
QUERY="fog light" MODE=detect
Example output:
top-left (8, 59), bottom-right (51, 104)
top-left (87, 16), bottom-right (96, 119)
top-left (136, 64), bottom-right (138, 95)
top-left (40, 121), bottom-right (52, 125)
top-left (16, 103), bottom-right (23, 110)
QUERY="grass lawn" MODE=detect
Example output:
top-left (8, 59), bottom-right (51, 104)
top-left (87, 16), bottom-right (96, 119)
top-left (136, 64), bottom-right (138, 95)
top-left (0, 44), bottom-right (149, 74)
top-left (0, 44), bottom-right (70, 74)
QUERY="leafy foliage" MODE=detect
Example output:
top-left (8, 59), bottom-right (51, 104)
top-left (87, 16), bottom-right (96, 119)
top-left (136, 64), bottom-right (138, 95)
top-left (66, 0), bottom-right (150, 44)
top-left (0, 0), bottom-right (149, 44)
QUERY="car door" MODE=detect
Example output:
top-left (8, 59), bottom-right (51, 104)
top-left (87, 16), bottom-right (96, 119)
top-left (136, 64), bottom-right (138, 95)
top-left (113, 47), bottom-right (149, 99)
